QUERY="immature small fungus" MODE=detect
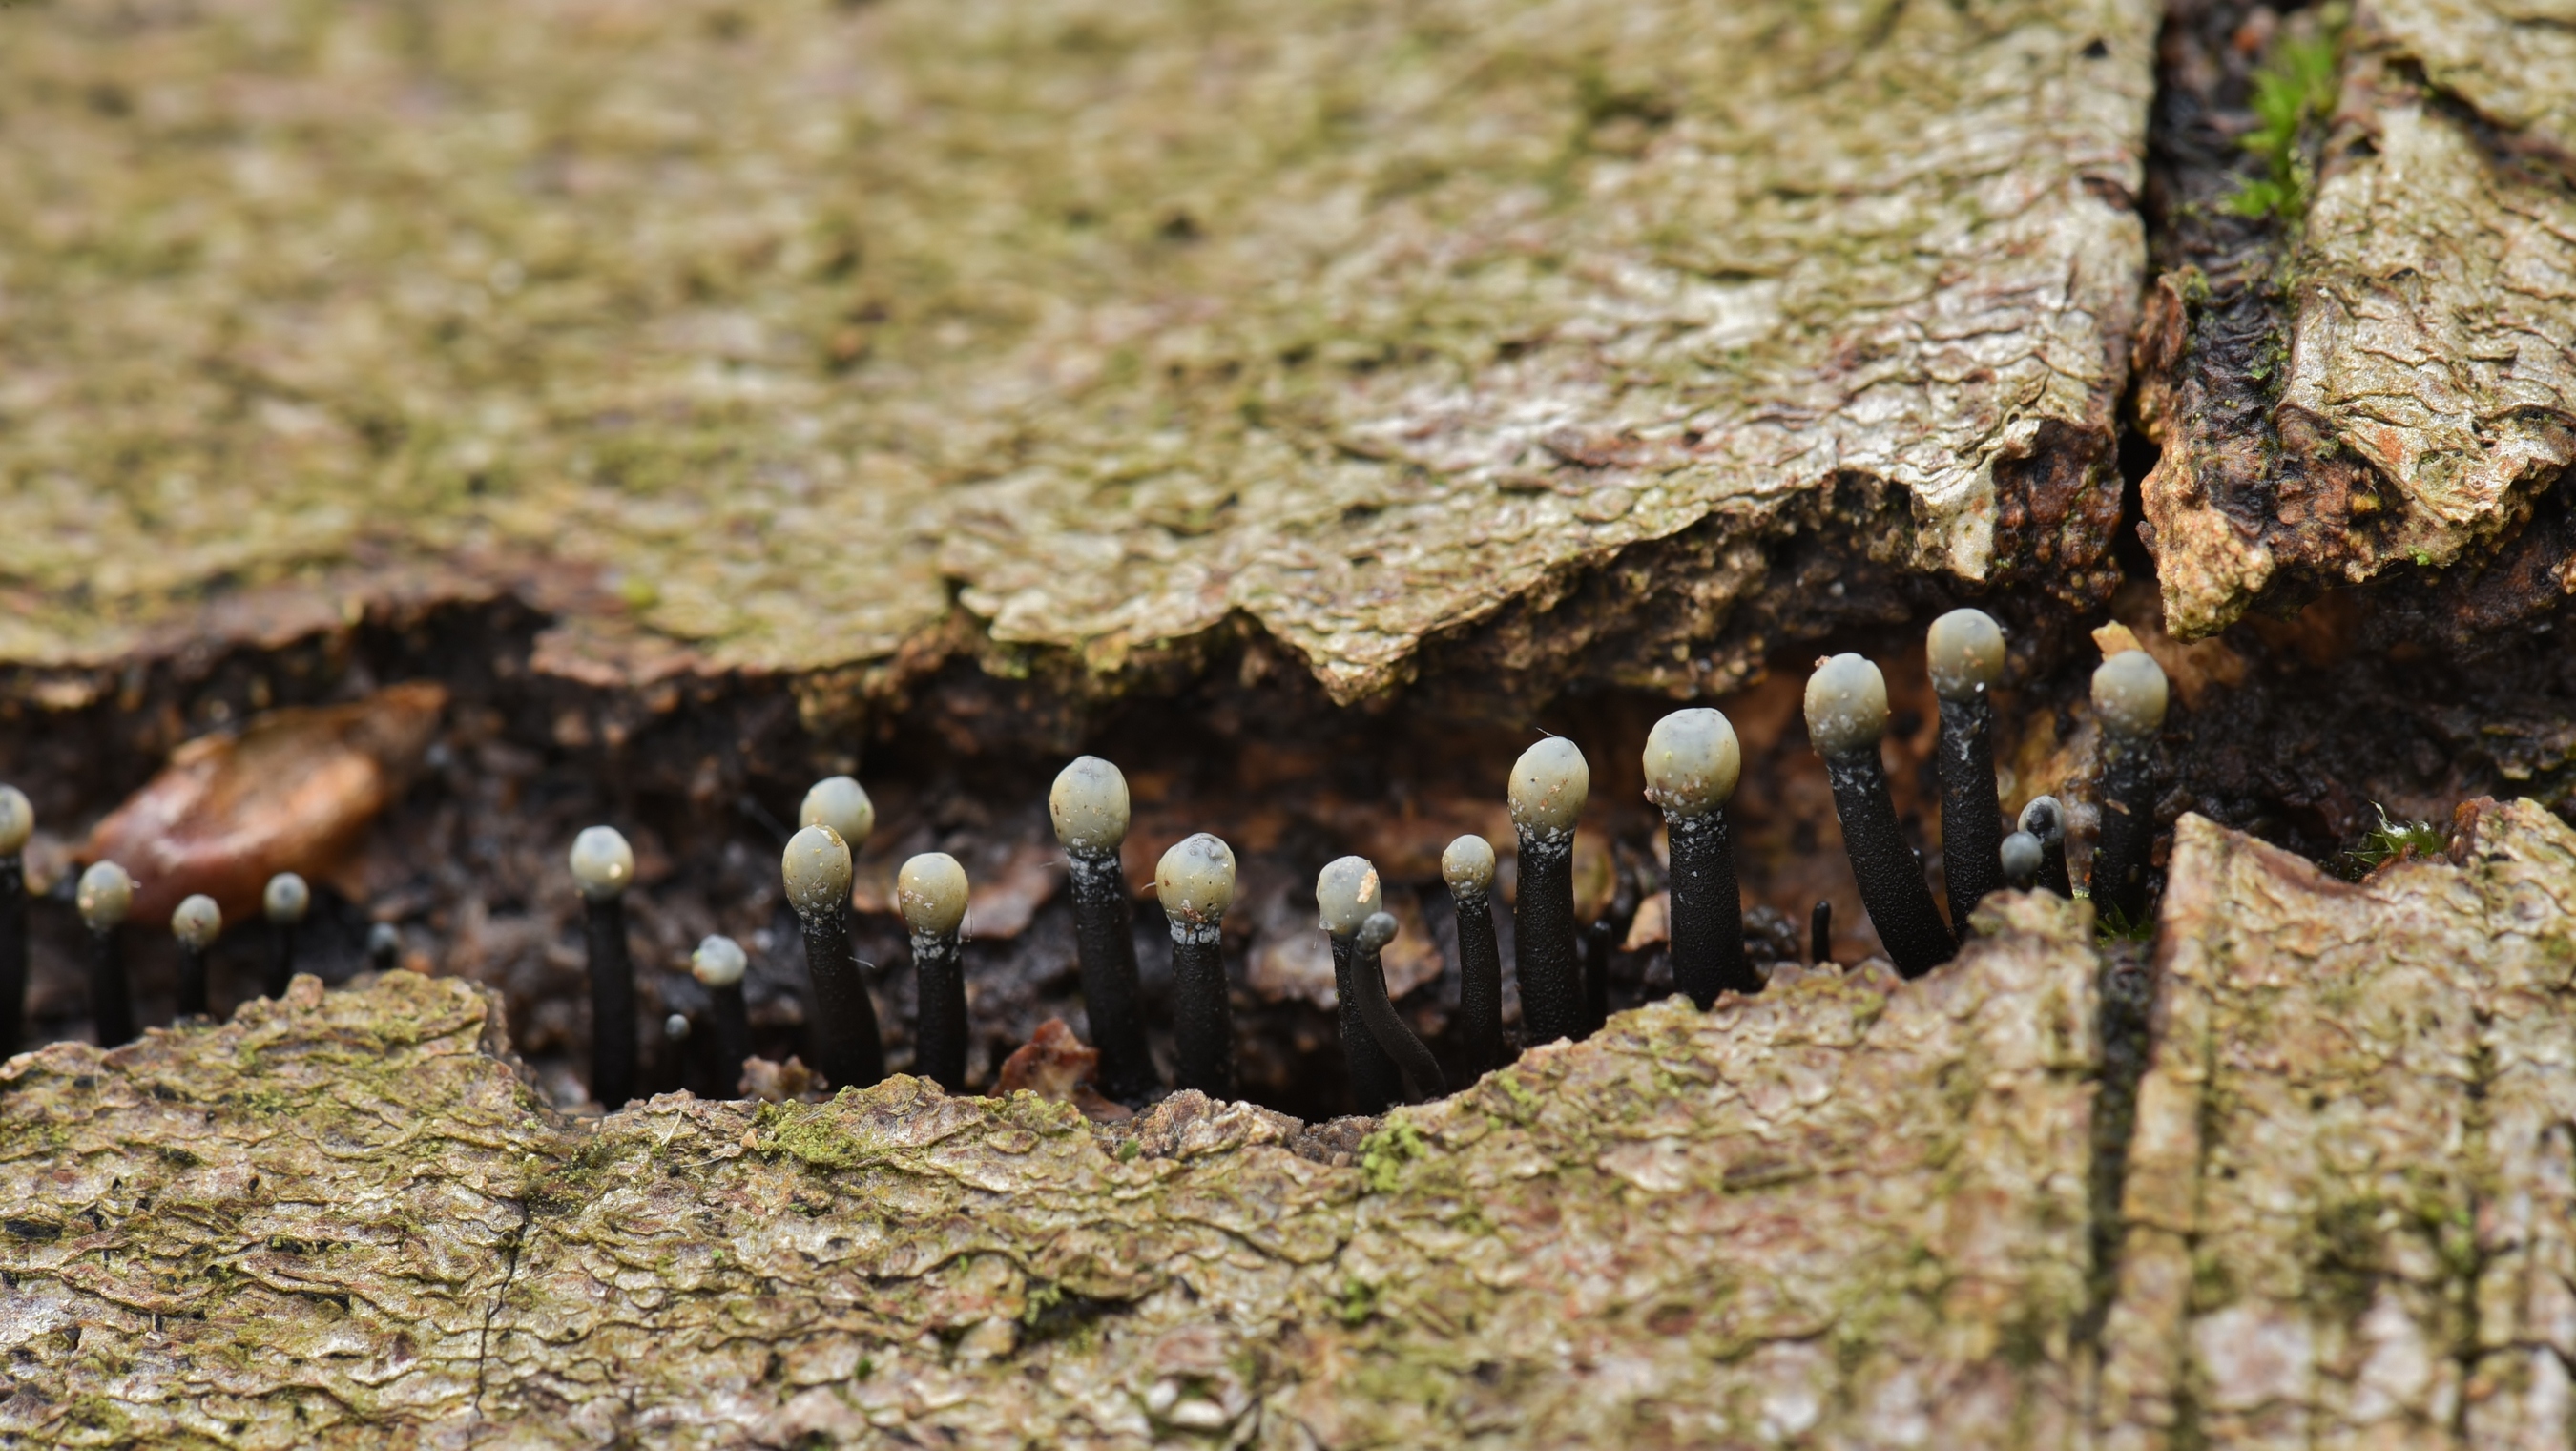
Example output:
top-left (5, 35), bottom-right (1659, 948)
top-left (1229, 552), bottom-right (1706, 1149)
top-left (570, 825), bottom-right (639, 1111)
top-left (1508, 736), bottom-right (1590, 1045)
top-left (783, 824), bottom-right (884, 1092)
top-left (1318, 855), bottom-right (1402, 1113)
top-left (691, 933), bottom-right (753, 1098)
top-left (1441, 834), bottom-right (1506, 1076)
top-left (1049, 757), bottom-right (1157, 1103)
top-left (2091, 650), bottom-right (2171, 925)
top-left (1350, 911), bottom-right (1444, 1103)
top-left (799, 776), bottom-right (876, 853)
top-left (1156, 833), bottom-right (1237, 1098)
top-left (76, 860), bottom-right (136, 1048)
top-left (1927, 609), bottom-right (2009, 928)
top-left (897, 851), bottom-right (972, 1093)
top-left (1806, 654), bottom-right (1954, 977)
top-left (171, 894), bottom-right (221, 1020)
top-left (366, 922), bottom-right (403, 971)
top-left (1643, 708), bottom-right (1753, 1007)
top-left (261, 871), bottom-right (309, 1000)
top-left (2001, 830), bottom-right (2045, 892)
top-left (0, 785), bottom-right (31, 1057)
top-left (2018, 796), bottom-right (2073, 897)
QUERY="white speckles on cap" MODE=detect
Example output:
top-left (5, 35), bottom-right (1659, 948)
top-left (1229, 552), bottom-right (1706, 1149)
top-left (2019, 796), bottom-right (2065, 844)
top-left (569, 826), bottom-right (635, 901)
top-left (1926, 609), bottom-right (2006, 700)
top-left (1155, 834), bottom-right (1236, 926)
top-left (2092, 650), bottom-right (2171, 737)
top-left (1316, 856), bottom-right (1382, 936)
top-left (1049, 757), bottom-right (1132, 853)
top-left (1642, 709), bottom-right (1741, 817)
top-left (799, 777), bottom-right (876, 852)
top-left (897, 852), bottom-right (970, 937)
top-left (692, 934), bottom-right (748, 988)
top-left (77, 860), bottom-right (133, 932)
top-left (1507, 737), bottom-right (1589, 835)
top-left (172, 894), bottom-right (222, 950)
top-left (1803, 654), bottom-right (1891, 757)
top-left (781, 825), bottom-right (853, 918)
top-left (1441, 835), bottom-right (1496, 895)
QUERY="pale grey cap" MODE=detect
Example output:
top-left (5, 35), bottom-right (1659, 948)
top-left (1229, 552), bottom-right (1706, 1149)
top-left (1155, 833), bottom-right (1236, 926)
top-left (1049, 756), bottom-right (1132, 853)
top-left (1927, 609), bottom-right (2007, 701)
top-left (1441, 835), bottom-right (1497, 896)
top-left (2000, 831), bottom-right (2044, 889)
top-left (1804, 653), bottom-right (1891, 757)
top-left (1316, 856), bottom-right (1383, 936)
top-left (2019, 796), bottom-right (2066, 845)
top-left (77, 860), bottom-right (133, 932)
top-left (264, 872), bottom-right (311, 923)
top-left (171, 894), bottom-right (222, 950)
top-left (665, 1012), bottom-right (692, 1042)
top-left (1642, 709), bottom-right (1740, 818)
top-left (0, 785), bottom-right (30, 856)
top-left (1507, 737), bottom-right (1589, 835)
top-left (692, 934), bottom-right (748, 988)
top-left (1355, 911), bottom-right (1400, 956)
top-left (569, 826), bottom-right (635, 901)
top-left (781, 824), bottom-right (853, 919)
top-left (897, 852), bottom-right (970, 937)
top-left (799, 776), bottom-right (876, 852)
top-left (2092, 650), bottom-right (2171, 738)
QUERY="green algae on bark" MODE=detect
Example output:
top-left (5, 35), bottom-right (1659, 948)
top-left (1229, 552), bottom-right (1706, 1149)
top-left (0, 0), bottom-right (2153, 703)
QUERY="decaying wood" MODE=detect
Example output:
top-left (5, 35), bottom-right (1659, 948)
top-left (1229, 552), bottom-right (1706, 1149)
top-left (0, 0), bottom-right (2152, 705)
top-left (5, 803), bottom-right (2576, 1445)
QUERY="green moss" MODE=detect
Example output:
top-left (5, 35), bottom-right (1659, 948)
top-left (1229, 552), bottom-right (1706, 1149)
top-left (1359, 1117), bottom-right (1429, 1193)
top-left (2342, 805), bottom-right (2448, 877)
top-left (753, 1101), bottom-right (877, 1172)
top-left (2224, 17), bottom-right (2346, 223)
top-left (1336, 1275), bottom-right (1382, 1327)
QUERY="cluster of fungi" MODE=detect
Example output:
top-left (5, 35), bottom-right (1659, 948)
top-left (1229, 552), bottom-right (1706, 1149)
top-left (0, 609), bottom-right (2173, 1112)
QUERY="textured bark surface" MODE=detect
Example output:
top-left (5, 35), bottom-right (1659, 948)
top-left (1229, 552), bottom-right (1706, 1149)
top-left (0, 0), bottom-right (2150, 704)
top-left (10, 804), bottom-right (2576, 1445)
top-left (2137, 0), bottom-right (2576, 639)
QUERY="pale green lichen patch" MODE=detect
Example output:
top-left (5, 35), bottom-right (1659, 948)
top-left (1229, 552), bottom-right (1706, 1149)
top-left (0, 0), bottom-right (2153, 700)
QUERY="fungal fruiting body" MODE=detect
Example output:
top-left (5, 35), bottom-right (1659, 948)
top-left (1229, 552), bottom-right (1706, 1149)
top-left (798, 776), bottom-right (877, 856)
top-left (1441, 835), bottom-right (1506, 1076)
top-left (76, 860), bottom-right (136, 1048)
top-left (1926, 610), bottom-right (2008, 928)
top-left (1049, 757), bottom-right (1158, 1103)
top-left (897, 852), bottom-right (971, 1093)
top-left (1156, 833), bottom-right (1237, 1098)
top-left (262, 872), bottom-right (309, 999)
top-left (2091, 651), bottom-right (2171, 925)
top-left (1642, 709), bottom-right (1753, 1007)
top-left (2018, 797), bottom-right (2073, 897)
top-left (570, 825), bottom-right (639, 1110)
top-left (1350, 912), bottom-right (1444, 1103)
top-left (1318, 855), bottom-right (1402, 1113)
top-left (691, 934), bottom-right (753, 1098)
top-left (1805, 654), bottom-right (1955, 978)
top-left (1508, 737), bottom-right (1591, 1044)
top-left (783, 824), bottom-right (884, 1092)
top-left (1810, 900), bottom-right (1833, 966)
top-left (2001, 830), bottom-right (2045, 892)
top-left (171, 894), bottom-right (221, 1020)
top-left (0, 786), bottom-right (30, 1057)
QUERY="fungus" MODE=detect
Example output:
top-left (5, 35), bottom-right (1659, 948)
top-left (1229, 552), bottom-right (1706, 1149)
top-left (0, 785), bottom-right (29, 1056)
top-left (1441, 834), bottom-right (1506, 1075)
top-left (664, 1013), bottom-right (691, 1043)
top-left (171, 894), bottom-right (221, 1021)
top-left (783, 823), bottom-right (884, 1091)
top-left (1642, 709), bottom-right (1753, 1007)
top-left (2090, 650), bottom-right (2170, 924)
top-left (1155, 833), bottom-right (1237, 1098)
top-left (1318, 855), bottom-right (1403, 1112)
top-left (2018, 796), bottom-right (2073, 897)
top-left (1507, 737), bottom-right (1590, 1044)
top-left (76, 860), bottom-right (136, 1047)
top-left (1810, 900), bottom-right (1833, 966)
top-left (1926, 609), bottom-right (2008, 927)
top-left (366, 922), bottom-right (403, 971)
top-left (897, 851), bottom-right (971, 1093)
top-left (570, 825), bottom-right (639, 1111)
top-left (1049, 757), bottom-right (1158, 1103)
top-left (1350, 912), bottom-right (1444, 1103)
top-left (2001, 830), bottom-right (2045, 892)
top-left (261, 872), bottom-right (309, 999)
top-left (798, 776), bottom-right (876, 853)
top-left (691, 934), bottom-right (753, 1098)
top-left (1805, 654), bottom-right (1954, 977)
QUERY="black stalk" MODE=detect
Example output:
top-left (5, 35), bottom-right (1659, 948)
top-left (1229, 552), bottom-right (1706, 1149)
top-left (2020, 797), bottom-right (2073, 898)
top-left (911, 928), bottom-right (968, 1091)
top-left (1514, 829), bottom-right (1586, 1044)
top-left (1810, 900), bottom-right (1833, 966)
top-left (1442, 836), bottom-right (1506, 1075)
top-left (1666, 812), bottom-right (1754, 1005)
top-left (1066, 849), bottom-right (1157, 1103)
top-left (1822, 747), bottom-right (1957, 977)
top-left (1169, 921), bottom-right (1231, 1097)
top-left (1333, 931), bottom-right (1406, 1114)
top-left (801, 909), bottom-right (883, 1092)
top-left (1935, 691), bottom-right (2005, 926)
top-left (1351, 913), bottom-right (1444, 1103)
top-left (585, 895), bottom-right (636, 1110)
top-left (0, 855), bottom-right (24, 1058)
